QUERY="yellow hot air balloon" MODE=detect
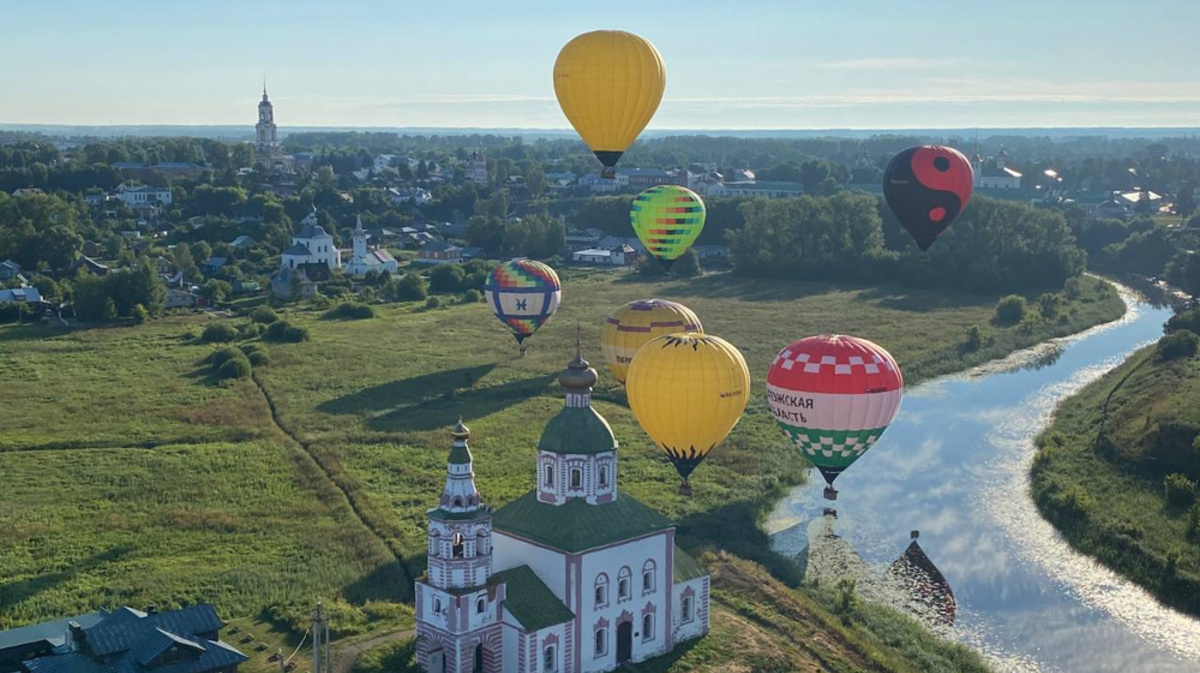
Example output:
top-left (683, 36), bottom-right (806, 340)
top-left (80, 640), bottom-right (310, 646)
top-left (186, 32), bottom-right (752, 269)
top-left (554, 30), bottom-right (665, 176)
top-left (600, 299), bottom-right (703, 384)
top-left (626, 333), bottom-right (750, 494)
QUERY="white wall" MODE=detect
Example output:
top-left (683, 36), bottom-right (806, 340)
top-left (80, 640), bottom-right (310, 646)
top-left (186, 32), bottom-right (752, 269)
top-left (577, 532), bottom-right (671, 672)
top-left (671, 577), bottom-right (708, 643)
top-left (492, 533), bottom-right (567, 601)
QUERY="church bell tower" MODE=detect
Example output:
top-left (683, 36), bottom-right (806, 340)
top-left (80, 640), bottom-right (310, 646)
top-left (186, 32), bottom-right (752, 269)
top-left (255, 80), bottom-right (281, 168)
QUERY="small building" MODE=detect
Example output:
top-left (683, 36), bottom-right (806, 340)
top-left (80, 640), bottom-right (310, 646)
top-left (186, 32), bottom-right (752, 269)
top-left (706, 181), bottom-right (804, 198)
top-left (465, 152), bottom-right (489, 184)
top-left (115, 183), bottom-right (173, 207)
top-left (0, 286), bottom-right (41, 304)
top-left (565, 229), bottom-right (606, 251)
top-left (692, 245), bottom-right (729, 261)
top-left (70, 257), bottom-right (109, 276)
top-left (0, 610), bottom-right (108, 669)
top-left (8, 605), bottom-right (247, 673)
top-left (201, 257), bottom-right (228, 275)
top-left (972, 149), bottom-right (1023, 190)
top-left (271, 265), bottom-right (318, 300)
top-left (388, 186), bottom-right (434, 206)
top-left (0, 259), bottom-right (22, 281)
top-left (165, 288), bottom-right (197, 309)
top-left (10, 188), bottom-right (44, 197)
top-left (230, 235), bottom-right (256, 249)
top-left (572, 245), bottom-right (636, 266)
top-left (417, 241), bottom-right (464, 265)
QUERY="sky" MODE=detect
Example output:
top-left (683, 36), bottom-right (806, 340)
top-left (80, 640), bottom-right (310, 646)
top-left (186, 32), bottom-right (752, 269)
top-left (4, 0), bottom-right (1200, 130)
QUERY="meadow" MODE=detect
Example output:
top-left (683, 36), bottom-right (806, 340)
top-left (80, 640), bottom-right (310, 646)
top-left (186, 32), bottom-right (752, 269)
top-left (1033, 337), bottom-right (1200, 617)
top-left (0, 269), bottom-right (1122, 668)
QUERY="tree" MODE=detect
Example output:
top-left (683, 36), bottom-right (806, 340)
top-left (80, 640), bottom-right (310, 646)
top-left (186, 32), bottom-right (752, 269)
top-left (525, 165), bottom-right (548, 198)
top-left (388, 272), bottom-right (427, 302)
top-left (38, 226), bottom-right (83, 269)
top-left (72, 271), bottom-right (107, 321)
top-left (102, 297), bottom-right (117, 321)
top-left (173, 243), bottom-right (200, 283)
top-left (670, 249), bottom-right (702, 278)
top-left (200, 279), bottom-right (232, 304)
top-left (429, 264), bottom-right (465, 293)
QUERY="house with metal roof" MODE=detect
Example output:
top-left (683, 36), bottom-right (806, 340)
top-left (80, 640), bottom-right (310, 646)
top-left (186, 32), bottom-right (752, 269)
top-left (414, 351), bottom-right (709, 673)
top-left (2, 605), bottom-right (245, 673)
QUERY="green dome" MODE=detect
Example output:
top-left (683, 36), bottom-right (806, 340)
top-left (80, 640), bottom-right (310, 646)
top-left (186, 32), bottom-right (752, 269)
top-left (538, 405), bottom-right (617, 455)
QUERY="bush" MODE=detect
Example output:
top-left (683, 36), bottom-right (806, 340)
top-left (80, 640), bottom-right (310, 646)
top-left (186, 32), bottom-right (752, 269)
top-left (429, 264), bottom-right (465, 293)
top-left (964, 325), bottom-right (983, 351)
top-left (424, 296), bottom-right (442, 310)
top-left (1037, 293), bottom-right (1063, 320)
top-left (1165, 473), bottom-right (1197, 508)
top-left (1157, 329), bottom-right (1199, 361)
top-left (1166, 308), bottom-right (1200, 335)
top-left (216, 353), bottom-right (252, 380)
top-left (237, 322), bottom-right (264, 339)
top-left (326, 302), bottom-right (375, 320)
top-left (132, 303), bottom-right (149, 324)
top-left (995, 295), bottom-right (1027, 325)
top-left (461, 289), bottom-right (482, 304)
top-left (264, 320), bottom-right (309, 343)
top-left (201, 322), bottom-right (239, 343)
top-left (249, 306), bottom-right (279, 324)
top-left (241, 344), bottom-right (270, 367)
top-left (389, 272), bottom-right (427, 302)
top-left (207, 346), bottom-right (244, 368)
top-left (670, 248), bottom-right (702, 278)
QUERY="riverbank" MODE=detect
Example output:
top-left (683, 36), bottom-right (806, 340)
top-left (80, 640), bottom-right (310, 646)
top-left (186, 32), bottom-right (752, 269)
top-left (1032, 313), bottom-right (1200, 618)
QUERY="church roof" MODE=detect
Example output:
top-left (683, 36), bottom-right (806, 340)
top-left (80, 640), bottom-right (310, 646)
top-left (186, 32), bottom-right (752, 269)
top-left (489, 565), bottom-right (573, 632)
top-left (673, 545), bottom-right (707, 582)
top-left (492, 490), bottom-right (672, 553)
top-left (295, 224), bottom-right (331, 239)
top-left (281, 243), bottom-right (311, 256)
top-left (537, 405), bottom-right (616, 456)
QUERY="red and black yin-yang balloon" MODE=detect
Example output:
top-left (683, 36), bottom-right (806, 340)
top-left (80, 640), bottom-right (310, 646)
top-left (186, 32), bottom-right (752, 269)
top-left (883, 145), bottom-right (974, 251)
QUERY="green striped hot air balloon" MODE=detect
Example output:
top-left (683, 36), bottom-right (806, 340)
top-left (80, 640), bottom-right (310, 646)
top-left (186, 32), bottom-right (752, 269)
top-left (630, 185), bottom-right (706, 269)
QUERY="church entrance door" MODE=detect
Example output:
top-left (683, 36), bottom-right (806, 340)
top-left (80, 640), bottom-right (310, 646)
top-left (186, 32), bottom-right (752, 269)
top-left (617, 621), bottom-right (633, 664)
top-left (473, 643), bottom-right (484, 673)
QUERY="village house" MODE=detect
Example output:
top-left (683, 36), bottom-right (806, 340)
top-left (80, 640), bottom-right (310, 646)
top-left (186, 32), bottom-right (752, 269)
top-left (418, 241), bottom-right (465, 265)
top-left (115, 183), bottom-right (173, 207)
top-left (0, 605), bottom-right (246, 673)
top-left (0, 260), bottom-right (22, 281)
top-left (572, 245), bottom-right (637, 267)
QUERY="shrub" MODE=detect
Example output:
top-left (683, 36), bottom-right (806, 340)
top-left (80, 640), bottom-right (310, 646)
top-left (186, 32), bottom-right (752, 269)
top-left (1157, 329), bottom-right (1199, 361)
top-left (1188, 504), bottom-right (1200, 540)
top-left (207, 346), bottom-right (244, 368)
top-left (389, 272), bottom-right (427, 302)
top-left (670, 249), bottom-right (702, 278)
top-left (995, 295), bottom-right (1027, 325)
top-left (1165, 473), bottom-right (1197, 508)
top-left (216, 353), bottom-right (252, 380)
top-left (1037, 293), bottom-right (1063, 320)
top-left (201, 322), bottom-right (239, 343)
top-left (249, 306), bottom-right (279, 324)
top-left (461, 289), bottom-right (482, 304)
top-left (241, 344), bottom-right (270, 367)
top-left (237, 322), bottom-right (264, 339)
top-left (132, 303), bottom-right (149, 324)
top-left (326, 302), bottom-right (375, 320)
top-left (964, 324), bottom-right (983, 351)
top-left (1165, 308), bottom-right (1200, 335)
top-left (429, 264), bottom-right (465, 293)
top-left (264, 320), bottom-right (309, 343)
top-left (424, 296), bottom-right (442, 310)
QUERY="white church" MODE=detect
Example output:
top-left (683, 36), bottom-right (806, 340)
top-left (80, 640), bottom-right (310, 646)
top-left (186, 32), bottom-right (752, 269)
top-left (415, 351), bottom-right (710, 673)
top-left (281, 208), bottom-right (341, 271)
top-left (345, 215), bottom-right (398, 277)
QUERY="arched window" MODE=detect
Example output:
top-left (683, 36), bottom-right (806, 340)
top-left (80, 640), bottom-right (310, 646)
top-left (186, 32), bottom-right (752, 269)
top-left (570, 468), bottom-right (582, 489)
top-left (598, 465), bottom-right (608, 487)
top-left (681, 595), bottom-right (694, 623)
top-left (642, 613), bottom-right (654, 641)
top-left (542, 645), bottom-right (555, 672)
top-left (642, 560), bottom-right (656, 593)
top-left (453, 496), bottom-right (463, 508)
top-left (617, 567), bottom-right (631, 601)
top-left (433, 597), bottom-right (442, 615)
top-left (594, 627), bottom-right (607, 656)
top-left (594, 574), bottom-right (609, 607)
top-left (452, 533), bottom-right (464, 558)
top-left (544, 464), bottom-right (554, 487)
top-left (476, 597), bottom-right (486, 614)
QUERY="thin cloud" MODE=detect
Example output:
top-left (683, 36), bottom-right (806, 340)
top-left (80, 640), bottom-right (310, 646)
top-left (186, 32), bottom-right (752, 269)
top-left (815, 57), bottom-right (967, 70)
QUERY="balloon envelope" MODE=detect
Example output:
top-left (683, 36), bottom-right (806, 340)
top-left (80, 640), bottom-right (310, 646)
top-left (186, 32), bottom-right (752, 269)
top-left (766, 334), bottom-right (903, 486)
top-left (600, 299), bottom-right (703, 384)
top-left (626, 333), bottom-right (749, 487)
top-left (883, 145), bottom-right (974, 251)
top-left (554, 31), bottom-right (665, 169)
top-left (484, 259), bottom-right (562, 343)
top-left (630, 185), bottom-right (706, 265)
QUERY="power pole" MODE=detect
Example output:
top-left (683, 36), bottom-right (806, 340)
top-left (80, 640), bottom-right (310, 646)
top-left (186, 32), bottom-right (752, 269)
top-left (311, 602), bottom-right (331, 673)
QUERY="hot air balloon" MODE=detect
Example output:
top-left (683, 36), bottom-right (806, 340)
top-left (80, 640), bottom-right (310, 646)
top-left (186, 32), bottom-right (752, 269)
top-left (626, 333), bottom-right (749, 494)
top-left (554, 31), bottom-right (665, 177)
top-left (630, 185), bottom-right (706, 269)
top-left (883, 145), bottom-right (974, 251)
top-left (484, 259), bottom-right (561, 355)
top-left (766, 334), bottom-right (903, 500)
top-left (600, 299), bottom-right (703, 384)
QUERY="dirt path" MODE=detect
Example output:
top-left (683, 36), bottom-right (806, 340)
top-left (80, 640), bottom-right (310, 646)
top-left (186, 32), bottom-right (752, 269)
top-left (251, 372), bottom-right (412, 582)
top-left (332, 629), bottom-right (415, 673)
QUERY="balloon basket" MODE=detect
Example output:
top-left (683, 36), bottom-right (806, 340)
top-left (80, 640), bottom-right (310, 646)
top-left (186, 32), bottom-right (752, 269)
top-left (823, 485), bottom-right (838, 501)
top-left (519, 344), bottom-right (527, 358)
top-left (678, 480), bottom-right (693, 497)
top-left (600, 167), bottom-right (617, 180)
top-left (822, 507), bottom-right (838, 519)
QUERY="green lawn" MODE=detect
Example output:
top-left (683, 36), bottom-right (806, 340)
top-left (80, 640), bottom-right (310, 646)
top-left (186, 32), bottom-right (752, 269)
top-left (0, 270), bottom-right (1122, 654)
top-left (1032, 340), bottom-right (1200, 617)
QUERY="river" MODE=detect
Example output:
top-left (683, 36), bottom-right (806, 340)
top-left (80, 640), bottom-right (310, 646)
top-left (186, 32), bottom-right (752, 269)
top-left (765, 287), bottom-right (1200, 672)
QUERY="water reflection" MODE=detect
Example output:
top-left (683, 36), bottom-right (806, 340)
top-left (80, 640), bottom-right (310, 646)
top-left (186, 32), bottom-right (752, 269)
top-left (768, 288), bottom-right (1200, 672)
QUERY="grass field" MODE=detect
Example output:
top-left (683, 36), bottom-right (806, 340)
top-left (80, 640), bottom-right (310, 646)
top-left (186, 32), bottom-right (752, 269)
top-left (0, 269), bottom-right (1123, 667)
top-left (1032, 339), bottom-right (1200, 617)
